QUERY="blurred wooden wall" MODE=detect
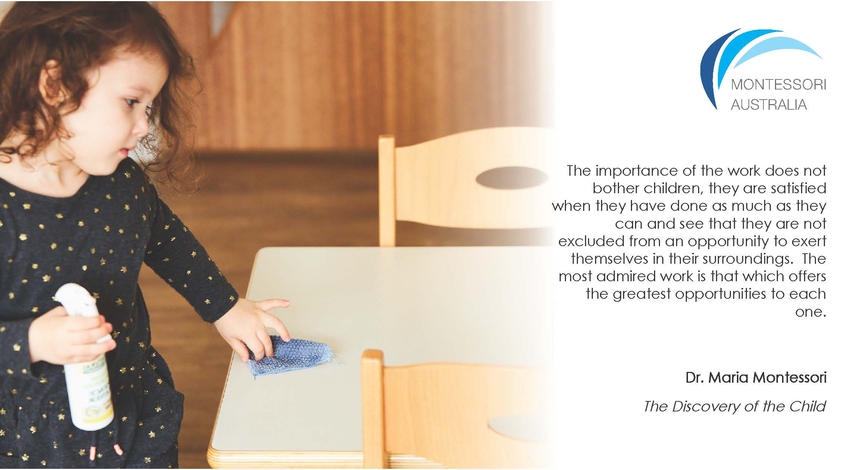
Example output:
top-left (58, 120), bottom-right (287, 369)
top-left (157, 2), bottom-right (551, 151)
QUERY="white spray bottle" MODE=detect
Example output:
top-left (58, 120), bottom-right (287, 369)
top-left (54, 283), bottom-right (114, 431)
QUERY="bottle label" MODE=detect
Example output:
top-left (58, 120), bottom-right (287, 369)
top-left (65, 355), bottom-right (113, 426)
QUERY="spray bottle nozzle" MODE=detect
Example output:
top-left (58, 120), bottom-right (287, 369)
top-left (55, 283), bottom-right (96, 315)
top-left (55, 283), bottom-right (110, 343)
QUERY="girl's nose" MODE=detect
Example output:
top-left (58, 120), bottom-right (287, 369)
top-left (132, 113), bottom-right (150, 137)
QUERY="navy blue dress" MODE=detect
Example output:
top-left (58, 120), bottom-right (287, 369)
top-left (0, 158), bottom-right (239, 467)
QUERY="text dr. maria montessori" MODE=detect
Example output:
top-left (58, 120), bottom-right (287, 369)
top-left (686, 371), bottom-right (827, 383)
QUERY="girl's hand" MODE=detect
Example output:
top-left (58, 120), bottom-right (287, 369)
top-left (213, 298), bottom-right (291, 362)
top-left (28, 306), bottom-right (116, 364)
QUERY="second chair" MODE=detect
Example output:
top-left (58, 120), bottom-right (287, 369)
top-left (361, 349), bottom-right (550, 468)
top-left (378, 127), bottom-right (553, 246)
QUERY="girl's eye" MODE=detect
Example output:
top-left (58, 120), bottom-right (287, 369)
top-left (125, 98), bottom-right (139, 107)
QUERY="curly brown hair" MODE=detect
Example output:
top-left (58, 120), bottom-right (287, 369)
top-left (0, 2), bottom-right (199, 189)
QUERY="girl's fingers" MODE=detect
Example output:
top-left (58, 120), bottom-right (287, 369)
top-left (243, 337), bottom-right (265, 362)
top-left (66, 314), bottom-right (104, 331)
top-left (257, 331), bottom-right (274, 359)
top-left (260, 311), bottom-right (290, 340)
top-left (99, 339), bottom-right (117, 353)
top-left (256, 298), bottom-right (290, 311)
top-left (87, 323), bottom-right (112, 343)
top-left (66, 323), bottom-right (112, 346)
top-left (227, 338), bottom-right (250, 363)
top-left (72, 339), bottom-right (116, 362)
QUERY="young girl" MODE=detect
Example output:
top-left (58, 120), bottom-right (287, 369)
top-left (0, 3), bottom-right (290, 467)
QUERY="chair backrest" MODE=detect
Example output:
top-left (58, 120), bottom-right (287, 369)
top-left (361, 349), bottom-right (550, 468)
top-left (378, 127), bottom-right (553, 246)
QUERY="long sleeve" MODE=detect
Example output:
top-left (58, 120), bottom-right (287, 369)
top-left (142, 180), bottom-right (239, 323)
top-left (0, 317), bottom-right (36, 377)
top-left (1, 158), bottom-right (210, 466)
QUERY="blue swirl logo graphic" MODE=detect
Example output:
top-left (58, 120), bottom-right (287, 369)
top-left (700, 29), bottom-right (821, 108)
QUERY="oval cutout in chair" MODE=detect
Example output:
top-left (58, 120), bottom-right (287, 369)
top-left (488, 414), bottom-right (549, 442)
top-left (476, 166), bottom-right (549, 190)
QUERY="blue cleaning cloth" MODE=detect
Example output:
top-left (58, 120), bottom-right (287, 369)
top-left (247, 336), bottom-right (335, 377)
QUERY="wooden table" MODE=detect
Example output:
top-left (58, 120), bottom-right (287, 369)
top-left (207, 247), bottom-right (552, 468)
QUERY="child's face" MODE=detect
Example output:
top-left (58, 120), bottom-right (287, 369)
top-left (55, 49), bottom-right (168, 175)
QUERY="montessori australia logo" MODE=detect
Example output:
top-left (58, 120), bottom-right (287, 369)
top-left (700, 29), bottom-right (824, 111)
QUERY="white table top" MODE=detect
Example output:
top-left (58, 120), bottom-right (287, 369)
top-left (208, 247), bottom-right (552, 467)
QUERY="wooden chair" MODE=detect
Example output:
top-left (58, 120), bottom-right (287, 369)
top-left (361, 349), bottom-right (550, 468)
top-left (378, 127), bottom-right (553, 246)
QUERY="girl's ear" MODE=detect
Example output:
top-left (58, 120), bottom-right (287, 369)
top-left (39, 60), bottom-right (67, 106)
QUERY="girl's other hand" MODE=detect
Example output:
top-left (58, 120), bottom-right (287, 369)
top-left (213, 298), bottom-right (290, 362)
top-left (28, 306), bottom-right (116, 364)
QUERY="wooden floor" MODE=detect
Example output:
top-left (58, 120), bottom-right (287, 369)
top-left (138, 153), bottom-right (548, 468)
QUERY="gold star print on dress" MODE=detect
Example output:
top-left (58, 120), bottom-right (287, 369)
top-left (1, 158), bottom-right (238, 466)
